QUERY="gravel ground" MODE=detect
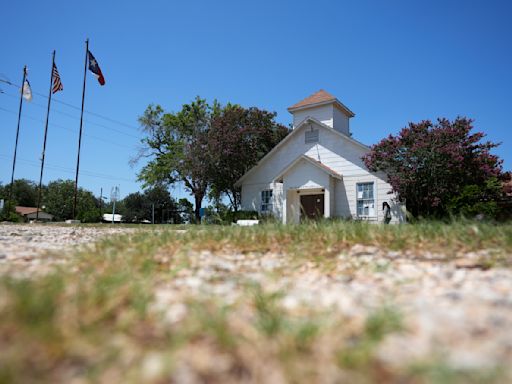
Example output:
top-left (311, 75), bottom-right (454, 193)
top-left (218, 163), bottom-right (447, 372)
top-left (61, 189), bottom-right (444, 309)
top-left (154, 247), bottom-right (512, 378)
top-left (1, 223), bottom-right (512, 379)
top-left (0, 223), bottom-right (137, 275)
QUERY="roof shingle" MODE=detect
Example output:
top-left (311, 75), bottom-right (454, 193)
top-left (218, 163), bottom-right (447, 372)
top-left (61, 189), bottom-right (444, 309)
top-left (15, 206), bottom-right (41, 215)
top-left (287, 89), bottom-right (337, 111)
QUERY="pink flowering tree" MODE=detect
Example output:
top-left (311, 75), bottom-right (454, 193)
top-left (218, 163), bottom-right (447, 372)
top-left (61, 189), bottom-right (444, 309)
top-left (207, 105), bottom-right (289, 211)
top-left (363, 117), bottom-right (503, 218)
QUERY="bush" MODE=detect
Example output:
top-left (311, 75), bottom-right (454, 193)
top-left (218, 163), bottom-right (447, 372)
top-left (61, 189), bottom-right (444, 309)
top-left (202, 209), bottom-right (260, 225)
top-left (448, 178), bottom-right (502, 220)
top-left (203, 206), bottom-right (223, 225)
top-left (258, 213), bottom-right (279, 224)
top-left (222, 210), bottom-right (259, 224)
top-left (78, 209), bottom-right (102, 223)
top-left (0, 204), bottom-right (20, 222)
top-left (2, 212), bottom-right (21, 222)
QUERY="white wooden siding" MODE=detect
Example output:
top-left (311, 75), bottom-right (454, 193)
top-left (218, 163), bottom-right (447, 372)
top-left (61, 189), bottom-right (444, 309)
top-left (241, 182), bottom-right (283, 220)
top-left (292, 104), bottom-right (333, 129)
top-left (332, 106), bottom-right (350, 135)
top-left (240, 119), bottom-right (405, 223)
top-left (283, 159), bottom-right (329, 190)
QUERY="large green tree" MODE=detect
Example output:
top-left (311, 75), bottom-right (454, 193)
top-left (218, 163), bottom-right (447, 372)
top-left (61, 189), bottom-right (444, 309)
top-left (43, 179), bottom-right (99, 221)
top-left (136, 99), bottom-right (289, 220)
top-left (122, 185), bottom-right (179, 223)
top-left (136, 98), bottom-right (214, 222)
top-left (0, 179), bottom-right (38, 207)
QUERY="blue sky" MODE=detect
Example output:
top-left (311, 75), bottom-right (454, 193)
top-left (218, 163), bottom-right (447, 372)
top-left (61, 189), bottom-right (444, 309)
top-left (1, 0), bottom-right (511, 202)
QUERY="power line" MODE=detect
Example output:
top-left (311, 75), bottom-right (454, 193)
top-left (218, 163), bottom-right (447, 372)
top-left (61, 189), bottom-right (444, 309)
top-left (0, 91), bottom-right (141, 140)
top-left (0, 153), bottom-right (135, 183)
top-left (0, 77), bottom-right (141, 132)
top-left (0, 106), bottom-right (136, 150)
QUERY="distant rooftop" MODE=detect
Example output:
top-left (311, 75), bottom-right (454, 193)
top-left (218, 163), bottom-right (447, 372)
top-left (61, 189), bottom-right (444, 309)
top-left (15, 206), bottom-right (42, 215)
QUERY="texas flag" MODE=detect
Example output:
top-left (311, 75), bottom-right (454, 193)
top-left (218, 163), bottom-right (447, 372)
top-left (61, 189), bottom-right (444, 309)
top-left (87, 50), bottom-right (105, 85)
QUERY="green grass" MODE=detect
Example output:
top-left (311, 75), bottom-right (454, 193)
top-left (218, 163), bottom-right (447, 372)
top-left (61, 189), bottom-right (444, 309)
top-left (337, 306), bottom-right (403, 370)
top-left (0, 221), bottom-right (511, 383)
top-left (202, 220), bottom-right (509, 251)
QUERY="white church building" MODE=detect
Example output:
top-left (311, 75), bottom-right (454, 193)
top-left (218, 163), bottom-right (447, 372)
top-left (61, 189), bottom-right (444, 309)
top-left (235, 90), bottom-right (405, 224)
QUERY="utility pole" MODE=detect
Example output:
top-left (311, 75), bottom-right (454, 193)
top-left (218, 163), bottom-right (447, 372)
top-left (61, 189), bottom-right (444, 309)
top-left (110, 186), bottom-right (119, 224)
top-left (99, 187), bottom-right (103, 218)
top-left (151, 203), bottom-right (155, 224)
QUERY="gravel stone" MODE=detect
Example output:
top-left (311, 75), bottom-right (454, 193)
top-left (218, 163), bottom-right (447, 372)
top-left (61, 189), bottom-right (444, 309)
top-left (1, 225), bottom-right (511, 376)
top-left (0, 223), bottom-right (137, 276)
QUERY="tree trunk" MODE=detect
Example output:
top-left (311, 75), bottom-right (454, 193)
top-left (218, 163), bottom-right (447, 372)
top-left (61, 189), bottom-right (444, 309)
top-left (194, 194), bottom-right (203, 224)
top-left (228, 188), bottom-right (241, 213)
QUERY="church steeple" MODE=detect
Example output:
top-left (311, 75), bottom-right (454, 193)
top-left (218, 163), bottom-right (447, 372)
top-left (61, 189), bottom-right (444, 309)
top-left (288, 90), bottom-right (354, 135)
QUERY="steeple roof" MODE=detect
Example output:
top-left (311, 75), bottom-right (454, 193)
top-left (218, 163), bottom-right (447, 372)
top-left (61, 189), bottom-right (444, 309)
top-left (287, 89), bottom-right (355, 117)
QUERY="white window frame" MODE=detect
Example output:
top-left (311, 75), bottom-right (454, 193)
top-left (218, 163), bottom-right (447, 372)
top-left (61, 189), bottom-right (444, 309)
top-left (356, 182), bottom-right (376, 218)
top-left (261, 190), bottom-right (273, 213)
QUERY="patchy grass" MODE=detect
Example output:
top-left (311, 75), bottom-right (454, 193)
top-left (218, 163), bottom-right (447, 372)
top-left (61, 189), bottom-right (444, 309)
top-left (407, 360), bottom-right (505, 384)
top-left (193, 220), bottom-right (510, 251)
top-left (0, 221), bottom-right (511, 383)
top-left (337, 306), bottom-right (403, 370)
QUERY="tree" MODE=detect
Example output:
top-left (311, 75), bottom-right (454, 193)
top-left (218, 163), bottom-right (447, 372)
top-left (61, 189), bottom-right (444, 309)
top-left (207, 105), bottom-right (289, 211)
top-left (0, 179), bottom-right (38, 207)
top-left (0, 183), bottom-right (18, 221)
top-left (363, 117), bottom-right (502, 218)
top-left (136, 98), bottom-right (214, 223)
top-left (122, 185), bottom-right (179, 223)
top-left (122, 192), bottom-right (146, 222)
top-left (144, 184), bottom-right (179, 223)
top-left (43, 179), bottom-right (99, 221)
top-left (177, 198), bottom-right (194, 224)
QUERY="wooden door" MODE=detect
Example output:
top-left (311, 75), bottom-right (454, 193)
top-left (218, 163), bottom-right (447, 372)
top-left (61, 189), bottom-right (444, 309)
top-left (300, 194), bottom-right (324, 221)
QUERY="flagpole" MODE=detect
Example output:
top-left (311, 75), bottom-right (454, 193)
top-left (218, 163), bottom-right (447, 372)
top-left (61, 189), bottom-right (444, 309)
top-left (6, 66), bottom-right (27, 217)
top-left (72, 38), bottom-right (89, 220)
top-left (36, 51), bottom-right (56, 221)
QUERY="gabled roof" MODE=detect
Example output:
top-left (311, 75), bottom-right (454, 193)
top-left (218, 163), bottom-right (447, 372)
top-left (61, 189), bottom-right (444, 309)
top-left (15, 206), bottom-right (41, 215)
top-left (235, 116), bottom-right (369, 187)
top-left (273, 155), bottom-right (342, 182)
top-left (304, 156), bottom-right (343, 179)
top-left (287, 89), bottom-right (355, 118)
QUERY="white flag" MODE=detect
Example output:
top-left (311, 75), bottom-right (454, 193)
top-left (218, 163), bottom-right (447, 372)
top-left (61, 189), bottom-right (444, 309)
top-left (22, 79), bottom-right (32, 101)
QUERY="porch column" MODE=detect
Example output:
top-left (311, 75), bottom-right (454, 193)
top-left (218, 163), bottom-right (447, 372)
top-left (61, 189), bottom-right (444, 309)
top-left (282, 189), bottom-right (287, 224)
top-left (324, 187), bottom-right (331, 219)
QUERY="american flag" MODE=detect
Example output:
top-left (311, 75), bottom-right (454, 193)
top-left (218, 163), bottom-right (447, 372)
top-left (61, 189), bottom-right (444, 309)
top-left (52, 63), bottom-right (63, 94)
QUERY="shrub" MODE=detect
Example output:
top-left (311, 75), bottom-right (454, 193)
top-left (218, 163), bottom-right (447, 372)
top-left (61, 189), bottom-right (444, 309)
top-left (222, 210), bottom-right (259, 224)
top-left (0, 204), bottom-right (20, 222)
top-left (448, 178), bottom-right (502, 219)
top-left (79, 209), bottom-right (102, 223)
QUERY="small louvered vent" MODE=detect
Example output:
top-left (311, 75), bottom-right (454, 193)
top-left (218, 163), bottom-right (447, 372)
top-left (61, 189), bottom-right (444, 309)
top-left (305, 129), bottom-right (319, 144)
